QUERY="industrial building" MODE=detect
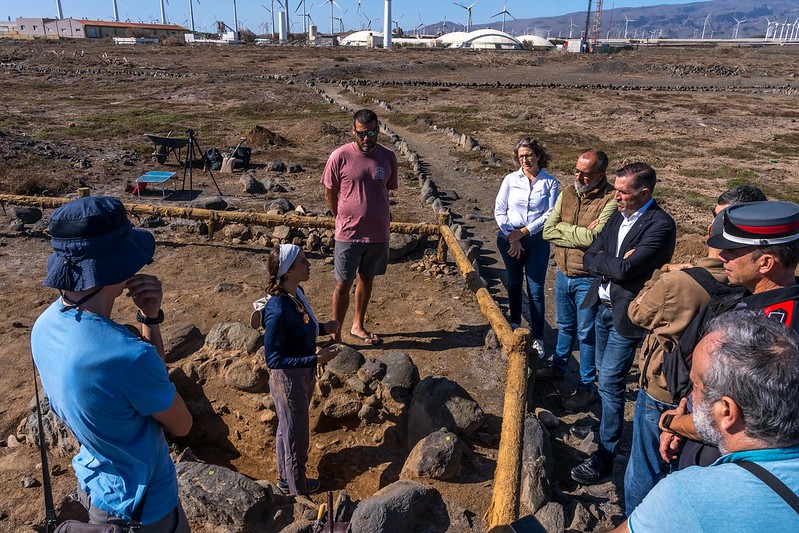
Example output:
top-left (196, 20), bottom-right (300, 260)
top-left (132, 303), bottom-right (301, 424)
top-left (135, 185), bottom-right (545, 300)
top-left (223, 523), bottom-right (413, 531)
top-left (3, 18), bottom-right (187, 39)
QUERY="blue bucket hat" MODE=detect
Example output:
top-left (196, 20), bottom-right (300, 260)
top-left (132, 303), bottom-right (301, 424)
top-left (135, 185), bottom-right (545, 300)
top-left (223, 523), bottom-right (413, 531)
top-left (43, 196), bottom-right (156, 291)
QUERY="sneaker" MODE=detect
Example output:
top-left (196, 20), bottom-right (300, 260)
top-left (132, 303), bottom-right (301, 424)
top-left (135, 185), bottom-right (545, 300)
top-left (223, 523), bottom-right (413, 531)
top-left (277, 479), bottom-right (289, 492)
top-left (564, 389), bottom-right (596, 413)
top-left (532, 339), bottom-right (545, 358)
top-left (535, 365), bottom-right (566, 381)
top-left (510, 322), bottom-right (521, 330)
top-left (571, 453), bottom-right (612, 485)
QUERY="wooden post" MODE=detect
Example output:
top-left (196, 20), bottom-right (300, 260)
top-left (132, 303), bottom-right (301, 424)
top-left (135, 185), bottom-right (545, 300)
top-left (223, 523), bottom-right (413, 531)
top-left (0, 194), bottom-right (440, 236)
top-left (77, 187), bottom-right (90, 198)
top-left (487, 329), bottom-right (529, 529)
top-left (439, 223), bottom-right (531, 529)
top-left (437, 210), bottom-right (451, 263)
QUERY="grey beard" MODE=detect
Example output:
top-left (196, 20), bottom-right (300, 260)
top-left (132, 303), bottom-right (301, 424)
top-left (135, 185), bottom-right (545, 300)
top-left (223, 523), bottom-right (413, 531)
top-left (694, 397), bottom-right (728, 454)
top-left (575, 180), bottom-right (597, 194)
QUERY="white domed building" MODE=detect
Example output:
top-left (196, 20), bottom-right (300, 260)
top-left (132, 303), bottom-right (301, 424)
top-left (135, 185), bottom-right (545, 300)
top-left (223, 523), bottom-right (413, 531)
top-left (436, 31), bottom-right (470, 47)
top-left (516, 34), bottom-right (555, 49)
top-left (451, 29), bottom-right (523, 49)
top-left (340, 30), bottom-right (383, 46)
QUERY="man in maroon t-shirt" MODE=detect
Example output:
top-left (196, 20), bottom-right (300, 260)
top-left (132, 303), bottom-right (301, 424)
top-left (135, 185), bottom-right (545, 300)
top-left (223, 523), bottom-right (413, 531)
top-left (322, 109), bottom-right (398, 344)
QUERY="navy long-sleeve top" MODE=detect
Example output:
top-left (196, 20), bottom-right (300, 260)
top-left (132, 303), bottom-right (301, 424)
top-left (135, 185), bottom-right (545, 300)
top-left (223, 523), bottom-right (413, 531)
top-left (262, 289), bottom-right (318, 369)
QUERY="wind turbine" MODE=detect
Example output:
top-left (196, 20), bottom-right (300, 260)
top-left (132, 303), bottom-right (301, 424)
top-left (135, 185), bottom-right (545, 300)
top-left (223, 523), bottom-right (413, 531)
top-left (295, 0), bottom-right (309, 34)
top-left (362, 11), bottom-right (379, 31)
top-left (732, 16), bottom-right (746, 39)
top-left (334, 10), bottom-right (346, 33)
top-left (160, 0), bottom-right (168, 24)
top-left (301, 4), bottom-right (315, 29)
top-left (322, 0), bottom-right (341, 35)
top-left (701, 12), bottom-right (712, 40)
top-left (623, 14), bottom-right (636, 39)
top-left (393, 15), bottom-right (404, 33)
top-left (261, 2), bottom-right (277, 39)
top-left (491, 1), bottom-right (516, 34)
top-left (187, 0), bottom-right (201, 32)
top-left (780, 18), bottom-right (790, 41)
top-left (415, 16), bottom-right (424, 38)
top-left (453, 2), bottom-right (476, 33)
top-left (566, 16), bottom-right (579, 39)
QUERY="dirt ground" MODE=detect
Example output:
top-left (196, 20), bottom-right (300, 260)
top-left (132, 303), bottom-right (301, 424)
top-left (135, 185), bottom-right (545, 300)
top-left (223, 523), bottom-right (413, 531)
top-left (0, 40), bottom-right (798, 532)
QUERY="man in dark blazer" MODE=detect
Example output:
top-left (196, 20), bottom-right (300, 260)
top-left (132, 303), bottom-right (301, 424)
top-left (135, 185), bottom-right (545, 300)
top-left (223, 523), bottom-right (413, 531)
top-left (571, 162), bottom-right (676, 485)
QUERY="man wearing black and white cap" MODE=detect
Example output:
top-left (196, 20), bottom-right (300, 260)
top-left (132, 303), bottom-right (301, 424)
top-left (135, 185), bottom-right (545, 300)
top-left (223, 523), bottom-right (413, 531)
top-left (658, 200), bottom-right (799, 470)
top-left (31, 196), bottom-right (192, 531)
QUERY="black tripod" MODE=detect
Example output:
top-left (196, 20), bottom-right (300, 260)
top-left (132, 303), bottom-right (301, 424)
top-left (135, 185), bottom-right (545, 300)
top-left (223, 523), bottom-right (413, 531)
top-left (182, 128), bottom-right (223, 196)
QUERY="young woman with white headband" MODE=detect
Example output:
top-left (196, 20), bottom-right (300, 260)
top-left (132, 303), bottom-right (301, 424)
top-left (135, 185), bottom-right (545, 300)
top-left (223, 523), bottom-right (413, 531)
top-left (262, 244), bottom-right (340, 495)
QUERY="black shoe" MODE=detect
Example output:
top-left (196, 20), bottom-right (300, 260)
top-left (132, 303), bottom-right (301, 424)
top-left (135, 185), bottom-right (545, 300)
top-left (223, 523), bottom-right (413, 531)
top-left (569, 425), bottom-right (595, 440)
top-left (571, 453), bottom-right (612, 485)
top-left (535, 365), bottom-right (566, 381)
top-left (564, 389), bottom-right (596, 413)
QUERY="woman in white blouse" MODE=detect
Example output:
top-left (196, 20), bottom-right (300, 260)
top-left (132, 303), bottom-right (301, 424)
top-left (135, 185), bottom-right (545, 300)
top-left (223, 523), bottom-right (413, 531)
top-left (494, 137), bottom-right (560, 351)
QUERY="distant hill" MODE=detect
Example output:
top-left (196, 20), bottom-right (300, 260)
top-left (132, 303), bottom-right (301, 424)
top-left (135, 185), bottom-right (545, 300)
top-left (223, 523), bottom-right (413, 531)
top-left (423, 0), bottom-right (798, 40)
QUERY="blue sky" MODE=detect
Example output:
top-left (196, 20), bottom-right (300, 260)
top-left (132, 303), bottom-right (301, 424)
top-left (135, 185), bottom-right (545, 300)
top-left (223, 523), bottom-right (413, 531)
top-left (6, 1), bottom-right (701, 34)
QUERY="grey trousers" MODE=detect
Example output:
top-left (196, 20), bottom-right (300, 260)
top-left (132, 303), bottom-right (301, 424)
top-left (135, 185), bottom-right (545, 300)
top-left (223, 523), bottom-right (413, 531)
top-left (270, 366), bottom-right (315, 495)
top-left (77, 484), bottom-right (190, 533)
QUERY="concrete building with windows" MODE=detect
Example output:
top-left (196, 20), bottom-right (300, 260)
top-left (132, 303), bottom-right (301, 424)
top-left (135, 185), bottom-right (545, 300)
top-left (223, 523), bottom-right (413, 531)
top-left (9, 18), bottom-right (187, 39)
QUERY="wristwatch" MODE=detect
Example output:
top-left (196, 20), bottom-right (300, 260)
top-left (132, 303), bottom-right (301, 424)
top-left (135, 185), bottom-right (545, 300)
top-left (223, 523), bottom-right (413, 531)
top-left (136, 309), bottom-right (164, 325)
top-left (661, 413), bottom-right (675, 433)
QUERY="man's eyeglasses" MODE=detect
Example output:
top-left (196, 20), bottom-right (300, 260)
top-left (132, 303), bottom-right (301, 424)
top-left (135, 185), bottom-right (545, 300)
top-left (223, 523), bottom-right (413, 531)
top-left (573, 168), bottom-right (603, 178)
top-left (354, 129), bottom-right (379, 139)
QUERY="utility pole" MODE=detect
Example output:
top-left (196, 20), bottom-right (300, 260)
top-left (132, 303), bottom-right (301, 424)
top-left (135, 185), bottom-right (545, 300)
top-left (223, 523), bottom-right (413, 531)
top-left (583, 0), bottom-right (592, 51)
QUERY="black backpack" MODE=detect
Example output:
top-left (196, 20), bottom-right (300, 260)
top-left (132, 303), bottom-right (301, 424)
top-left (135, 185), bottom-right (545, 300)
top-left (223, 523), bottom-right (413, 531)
top-left (205, 147), bottom-right (223, 171)
top-left (661, 267), bottom-right (747, 404)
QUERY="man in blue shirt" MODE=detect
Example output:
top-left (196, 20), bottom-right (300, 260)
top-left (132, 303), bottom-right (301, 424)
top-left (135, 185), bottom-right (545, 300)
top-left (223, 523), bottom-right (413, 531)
top-left (31, 196), bottom-right (192, 531)
top-left (609, 311), bottom-right (799, 532)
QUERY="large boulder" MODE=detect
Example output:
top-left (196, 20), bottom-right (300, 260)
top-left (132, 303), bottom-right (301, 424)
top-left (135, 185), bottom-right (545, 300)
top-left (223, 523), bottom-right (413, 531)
top-left (162, 323), bottom-right (204, 363)
top-left (535, 501), bottom-right (565, 533)
top-left (388, 233), bottom-right (425, 262)
top-left (241, 174), bottom-right (266, 194)
top-left (205, 322), bottom-right (261, 354)
top-left (520, 413), bottom-right (553, 514)
top-left (225, 360), bottom-right (269, 393)
top-left (190, 196), bottom-right (228, 211)
top-left (266, 198), bottom-right (294, 214)
top-left (24, 394), bottom-right (79, 457)
top-left (326, 345), bottom-right (365, 381)
top-left (12, 206), bottom-right (43, 224)
top-left (322, 394), bottom-right (362, 419)
top-left (378, 351), bottom-right (419, 406)
top-left (176, 460), bottom-right (272, 531)
top-left (348, 480), bottom-right (445, 533)
top-left (407, 376), bottom-right (484, 448)
top-left (400, 428), bottom-right (463, 481)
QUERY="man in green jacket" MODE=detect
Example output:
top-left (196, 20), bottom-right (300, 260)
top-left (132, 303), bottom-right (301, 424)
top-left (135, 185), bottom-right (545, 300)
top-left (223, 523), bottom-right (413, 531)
top-left (540, 149), bottom-right (617, 412)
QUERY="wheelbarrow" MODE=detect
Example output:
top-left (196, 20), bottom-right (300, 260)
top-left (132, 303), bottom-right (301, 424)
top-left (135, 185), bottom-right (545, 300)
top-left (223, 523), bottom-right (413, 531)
top-left (144, 133), bottom-right (189, 165)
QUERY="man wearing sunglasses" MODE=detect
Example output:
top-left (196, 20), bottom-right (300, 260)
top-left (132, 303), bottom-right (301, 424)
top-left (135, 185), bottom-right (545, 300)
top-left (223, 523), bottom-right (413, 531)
top-left (322, 109), bottom-right (398, 345)
top-left (541, 149), bottom-right (617, 412)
